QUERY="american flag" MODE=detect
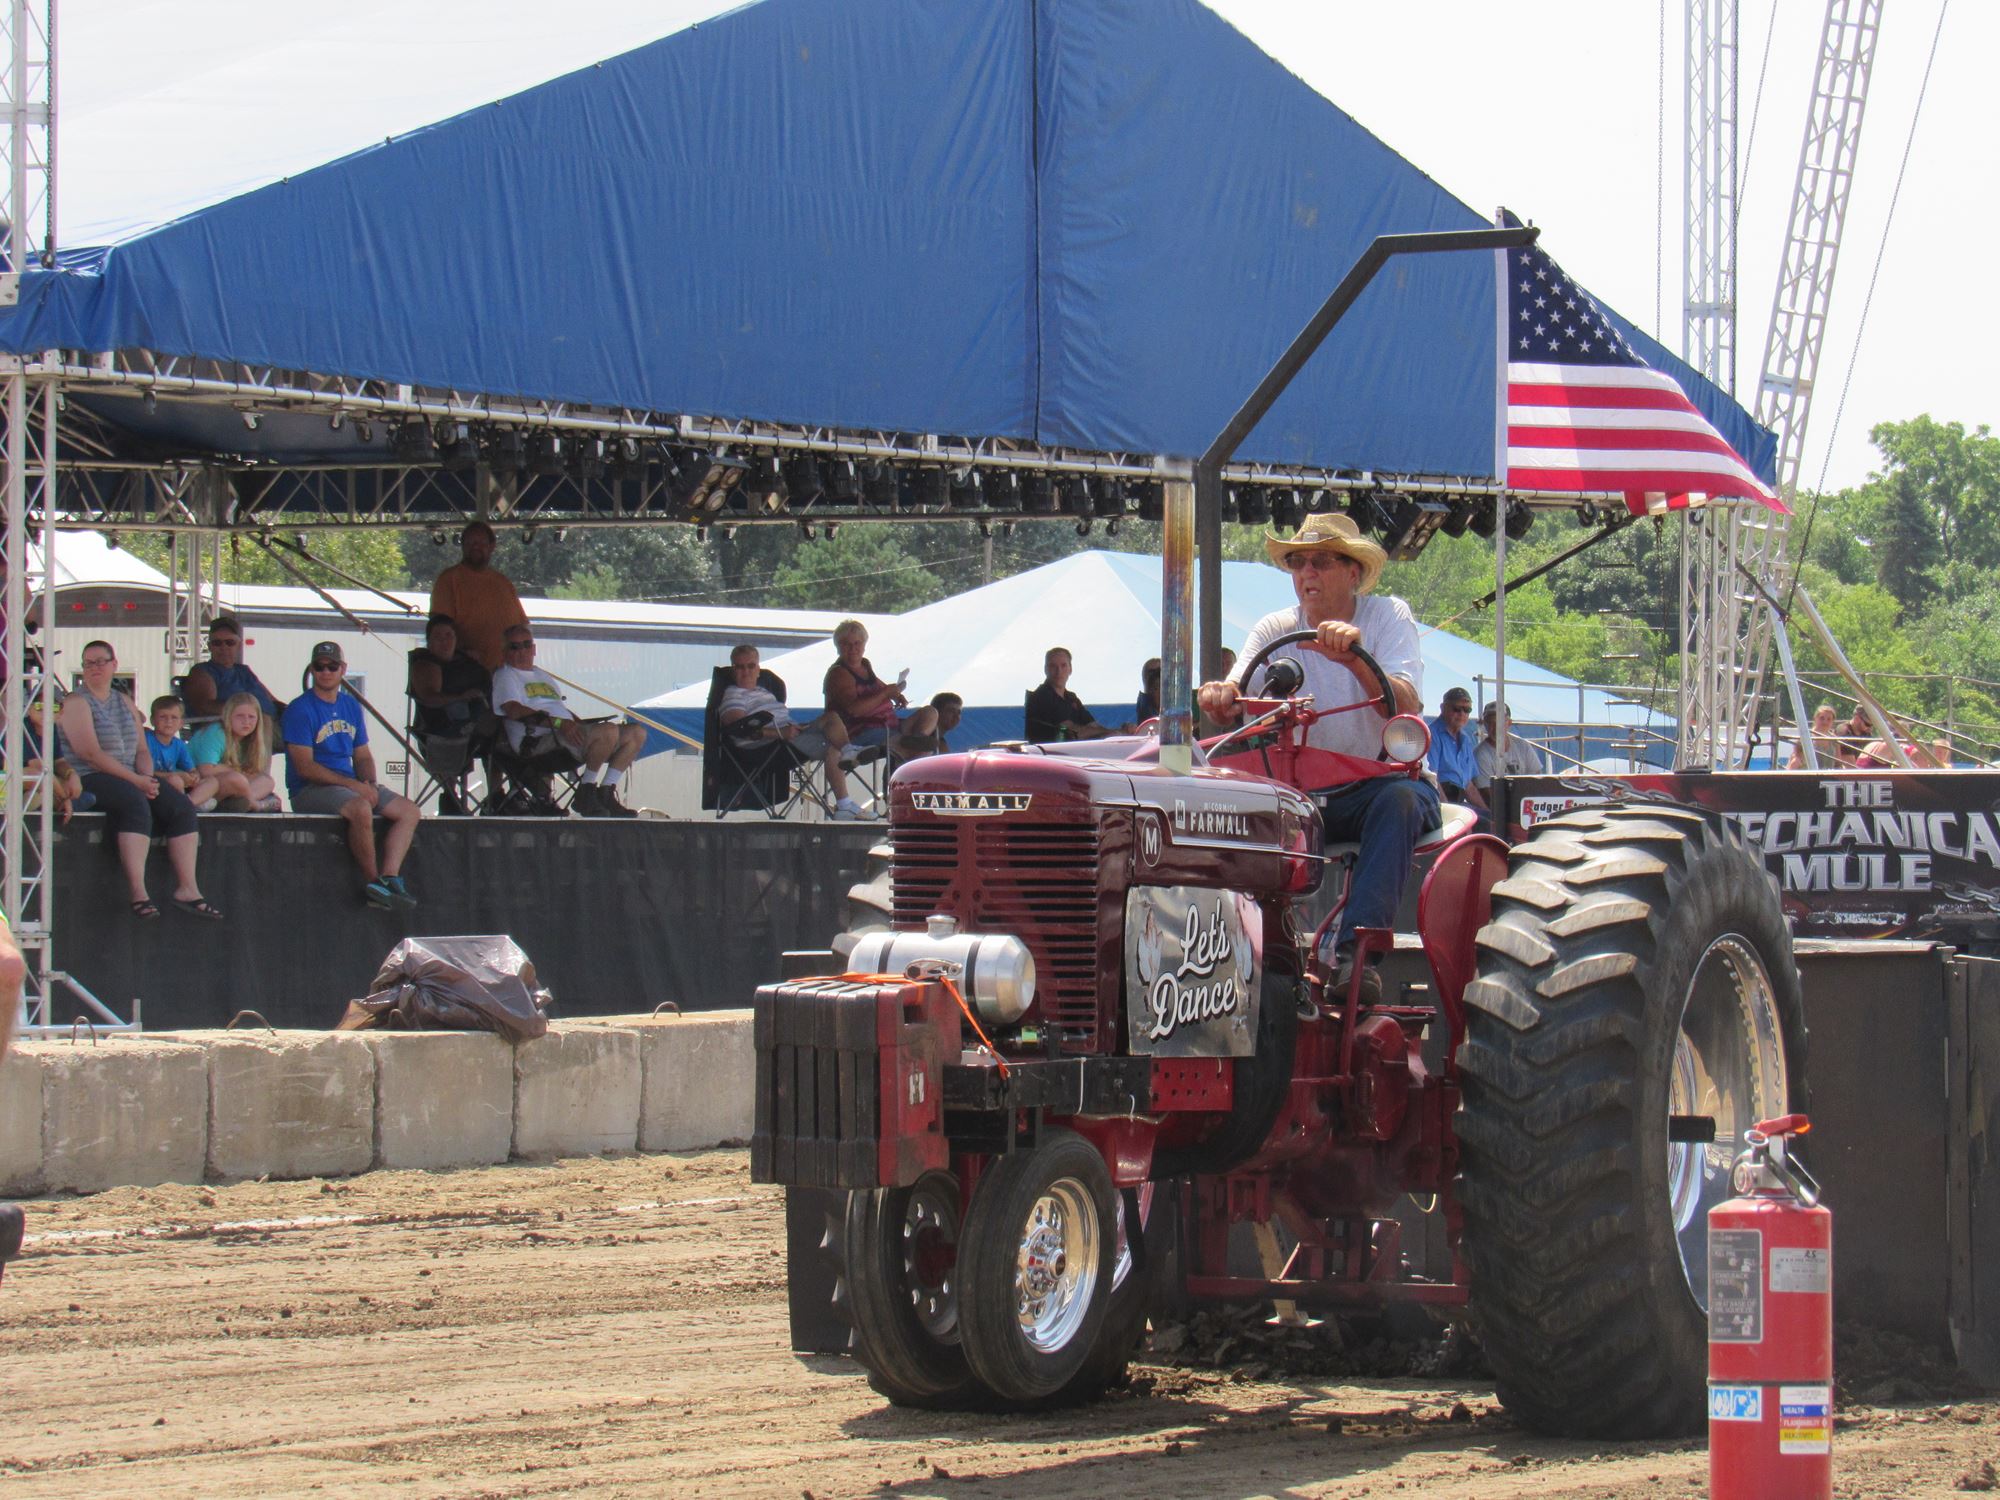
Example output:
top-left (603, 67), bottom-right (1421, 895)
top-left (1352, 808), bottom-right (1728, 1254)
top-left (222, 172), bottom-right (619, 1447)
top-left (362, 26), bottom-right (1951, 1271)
top-left (1502, 242), bottom-right (1784, 516)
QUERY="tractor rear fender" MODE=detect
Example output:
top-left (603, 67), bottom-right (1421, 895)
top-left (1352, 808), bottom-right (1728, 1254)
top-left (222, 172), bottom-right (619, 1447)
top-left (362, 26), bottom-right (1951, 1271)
top-left (1417, 832), bottom-right (1510, 1047)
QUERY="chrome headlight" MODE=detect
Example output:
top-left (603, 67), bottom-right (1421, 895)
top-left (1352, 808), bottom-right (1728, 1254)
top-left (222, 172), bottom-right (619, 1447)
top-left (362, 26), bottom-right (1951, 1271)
top-left (1381, 713), bottom-right (1431, 767)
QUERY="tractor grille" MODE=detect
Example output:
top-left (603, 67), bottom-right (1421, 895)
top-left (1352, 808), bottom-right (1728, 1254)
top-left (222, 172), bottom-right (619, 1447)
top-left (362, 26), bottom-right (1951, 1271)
top-left (892, 819), bottom-right (1105, 1051)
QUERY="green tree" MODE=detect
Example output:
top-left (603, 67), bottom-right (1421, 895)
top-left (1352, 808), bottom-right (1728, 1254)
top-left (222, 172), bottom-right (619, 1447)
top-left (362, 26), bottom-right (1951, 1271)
top-left (1868, 415), bottom-right (2000, 572)
top-left (765, 525), bottom-right (948, 613)
top-left (123, 530), bottom-right (411, 591)
top-left (1873, 468), bottom-right (1941, 609)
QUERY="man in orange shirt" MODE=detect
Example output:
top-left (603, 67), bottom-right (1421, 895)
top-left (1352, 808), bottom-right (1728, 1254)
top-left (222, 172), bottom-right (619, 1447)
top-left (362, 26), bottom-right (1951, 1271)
top-left (428, 521), bottom-right (527, 672)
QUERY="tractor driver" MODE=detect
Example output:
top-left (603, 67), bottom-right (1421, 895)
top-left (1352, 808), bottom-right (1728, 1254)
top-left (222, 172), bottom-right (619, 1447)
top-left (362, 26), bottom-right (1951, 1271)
top-left (1197, 512), bottom-right (1439, 1005)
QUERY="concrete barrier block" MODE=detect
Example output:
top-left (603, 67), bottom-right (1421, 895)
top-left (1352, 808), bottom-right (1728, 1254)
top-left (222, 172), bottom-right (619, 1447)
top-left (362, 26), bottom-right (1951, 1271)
top-left (39, 1038), bottom-right (208, 1192)
top-left (363, 1030), bottom-right (514, 1170)
top-left (156, 1030), bottom-right (376, 1181)
top-left (574, 1011), bottom-right (753, 1152)
top-left (0, 1043), bottom-right (46, 1195)
top-left (512, 1023), bottom-right (640, 1158)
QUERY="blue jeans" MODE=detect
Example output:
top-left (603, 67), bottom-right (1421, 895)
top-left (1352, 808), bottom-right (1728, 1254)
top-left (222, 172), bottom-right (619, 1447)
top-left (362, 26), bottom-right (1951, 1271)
top-left (1319, 775), bottom-right (1442, 953)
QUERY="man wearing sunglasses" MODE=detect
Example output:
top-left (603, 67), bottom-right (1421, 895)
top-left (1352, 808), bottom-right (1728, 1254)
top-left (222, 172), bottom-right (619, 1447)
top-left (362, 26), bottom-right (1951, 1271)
top-left (1198, 512), bottom-right (1438, 1006)
top-left (281, 642), bottom-right (421, 910)
top-left (492, 626), bottom-right (646, 817)
top-left (1427, 685), bottom-right (1487, 820)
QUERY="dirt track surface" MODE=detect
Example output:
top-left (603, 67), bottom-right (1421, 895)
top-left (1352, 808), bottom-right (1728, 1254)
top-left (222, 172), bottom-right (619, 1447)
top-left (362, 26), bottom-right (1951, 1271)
top-left (3, 1151), bottom-right (1996, 1499)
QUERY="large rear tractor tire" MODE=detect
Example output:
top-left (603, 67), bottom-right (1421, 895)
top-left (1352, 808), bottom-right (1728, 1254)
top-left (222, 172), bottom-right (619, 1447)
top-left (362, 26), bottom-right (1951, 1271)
top-left (1455, 804), bottom-right (1806, 1438)
top-left (839, 1170), bottom-right (985, 1408)
top-left (956, 1129), bottom-right (1117, 1403)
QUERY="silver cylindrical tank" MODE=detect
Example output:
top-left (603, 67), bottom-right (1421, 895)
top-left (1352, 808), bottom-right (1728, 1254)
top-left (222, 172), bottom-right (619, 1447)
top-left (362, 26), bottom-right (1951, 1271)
top-left (846, 914), bottom-right (1037, 1026)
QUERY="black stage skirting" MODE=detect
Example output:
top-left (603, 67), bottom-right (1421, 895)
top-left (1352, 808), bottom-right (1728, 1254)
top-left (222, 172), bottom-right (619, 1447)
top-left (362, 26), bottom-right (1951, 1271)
top-left (46, 813), bottom-right (878, 1031)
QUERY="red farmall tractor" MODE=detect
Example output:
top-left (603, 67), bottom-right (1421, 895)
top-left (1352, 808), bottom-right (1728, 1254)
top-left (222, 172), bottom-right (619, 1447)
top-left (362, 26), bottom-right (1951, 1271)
top-left (752, 636), bottom-right (1807, 1436)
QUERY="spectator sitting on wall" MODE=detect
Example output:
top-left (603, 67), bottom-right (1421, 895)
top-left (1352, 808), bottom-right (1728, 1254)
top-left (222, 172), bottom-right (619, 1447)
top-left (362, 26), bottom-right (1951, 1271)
top-left (824, 618), bottom-right (938, 763)
top-left (189, 691), bottom-right (281, 812)
top-left (428, 520), bottom-right (528, 674)
top-left (930, 692), bottom-right (963, 753)
top-left (1425, 686), bottom-right (1484, 814)
top-left (283, 641), bottom-right (421, 910)
top-left (6, 691), bottom-right (90, 824)
top-left (145, 696), bottom-right (220, 811)
top-left (181, 614), bottom-right (280, 727)
top-left (1026, 647), bottom-right (1110, 744)
top-left (719, 643), bottom-right (869, 820)
top-left (56, 640), bottom-right (222, 921)
top-left (1786, 703), bottom-right (1842, 770)
top-left (407, 613), bottom-right (497, 815)
top-left (492, 625), bottom-right (646, 818)
top-left (1134, 658), bottom-right (1162, 725)
top-left (1475, 702), bottom-right (1545, 802)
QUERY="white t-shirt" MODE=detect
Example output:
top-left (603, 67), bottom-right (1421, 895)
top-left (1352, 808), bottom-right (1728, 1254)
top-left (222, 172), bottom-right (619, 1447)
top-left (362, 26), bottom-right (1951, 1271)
top-left (490, 664), bottom-right (577, 751)
top-left (1229, 596), bottom-right (1423, 759)
top-left (720, 683), bottom-right (792, 739)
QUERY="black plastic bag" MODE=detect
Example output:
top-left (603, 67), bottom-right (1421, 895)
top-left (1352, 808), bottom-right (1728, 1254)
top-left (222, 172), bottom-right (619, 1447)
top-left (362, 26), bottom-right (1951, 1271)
top-left (337, 935), bottom-right (551, 1043)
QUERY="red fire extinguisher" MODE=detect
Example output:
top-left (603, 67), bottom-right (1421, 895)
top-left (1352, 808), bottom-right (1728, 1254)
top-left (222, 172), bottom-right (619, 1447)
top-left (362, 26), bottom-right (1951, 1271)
top-left (1708, 1113), bottom-right (1832, 1500)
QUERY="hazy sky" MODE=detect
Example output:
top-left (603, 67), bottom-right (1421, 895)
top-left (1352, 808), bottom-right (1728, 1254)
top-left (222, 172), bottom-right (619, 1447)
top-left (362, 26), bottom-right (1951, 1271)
top-left (52, 1), bottom-right (1985, 493)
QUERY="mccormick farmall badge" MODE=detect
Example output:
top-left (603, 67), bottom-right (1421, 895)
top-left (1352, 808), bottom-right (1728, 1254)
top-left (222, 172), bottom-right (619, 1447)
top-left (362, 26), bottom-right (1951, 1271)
top-left (1123, 886), bottom-right (1263, 1057)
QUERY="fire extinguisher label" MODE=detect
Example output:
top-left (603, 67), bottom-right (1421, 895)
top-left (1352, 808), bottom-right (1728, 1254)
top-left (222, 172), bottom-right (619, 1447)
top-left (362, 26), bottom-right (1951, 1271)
top-left (1708, 1384), bottom-right (1763, 1422)
top-left (1708, 1228), bottom-right (1764, 1342)
top-left (1777, 1385), bottom-right (1833, 1453)
top-left (1769, 1245), bottom-right (1832, 1293)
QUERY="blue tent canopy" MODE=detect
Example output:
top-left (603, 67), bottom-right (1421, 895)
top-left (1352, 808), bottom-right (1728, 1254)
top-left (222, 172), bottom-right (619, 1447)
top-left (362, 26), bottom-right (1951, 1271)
top-left (0, 0), bottom-right (1773, 483)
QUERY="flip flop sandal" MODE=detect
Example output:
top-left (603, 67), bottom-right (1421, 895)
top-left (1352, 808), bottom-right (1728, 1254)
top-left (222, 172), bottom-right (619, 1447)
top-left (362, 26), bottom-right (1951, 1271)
top-left (173, 897), bottom-right (225, 921)
top-left (130, 899), bottom-right (161, 919)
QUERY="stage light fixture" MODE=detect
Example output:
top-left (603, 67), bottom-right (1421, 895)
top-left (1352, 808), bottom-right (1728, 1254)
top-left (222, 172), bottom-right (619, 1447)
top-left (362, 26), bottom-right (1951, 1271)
top-left (1382, 498), bottom-right (1451, 560)
top-left (862, 462), bottom-right (900, 510)
top-left (913, 468), bottom-right (947, 508)
top-left (1468, 496), bottom-right (1499, 540)
top-left (1095, 479), bottom-right (1128, 518)
top-left (435, 420), bottom-right (478, 472)
top-left (977, 518), bottom-right (992, 539)
top-left (483, 426), bottom-right (525, 473)
top-left (392, 420), bottom-right (436, 464)
top-left (329, 412), bottom-right (345, 431)
top-left (1504, 497), bottom-right (1534, 541)
top-left (607, 436), bottom-right (647, 482)
top-left (1269, 486), bottom-right (1300, 531)
top-left (824, 522), bottom-right (841, 539)
top-left (142, 390), bottom-right (158, 414)
top-left (1105, 518), bottom-right (1121, 537)
top-left (1023, 474), bottom-right (1056, 513)
top-left (948, 467), bottom-right (982, 509)
top-left (798, 521), bottom-right (815, 540)
top-left (823, 458), bottom-right (860, 504)
top-left (1075, 520), bottom-right (1092, 537)
top-left (429, 528), bottom-right (448, 547)
top-left (525, 432), bottom-right (566, 477)
top-left (782, 454), bottom-right (824, 503)
top-left (1442, 496), bottom-right (1479, 538)
top-left (241, 411), bottom-right (261, 432)
top-left (1305, 487), bottom-right (1334, 513)
top-left (985, 470), bottom-right (1021, 510)
top-left (1347, 490), bottom-right (1395, 535)
top-left (353, 420), bottom-right (374, 444)
top-left (1135, 482), bottom-right (1164, 521)
top-left (999, 520), bottom-right (1016, 538)
top-left (569, 436), bottom-right (606, 484)
top-left (668, 450), bottom-right (748, 516)
top-left (1063, 477), bottom-right (1095, 519)
top-left (1235, 485), bottom-right (1270, 526)
top-left (740, 455), bottom-right (790, 515)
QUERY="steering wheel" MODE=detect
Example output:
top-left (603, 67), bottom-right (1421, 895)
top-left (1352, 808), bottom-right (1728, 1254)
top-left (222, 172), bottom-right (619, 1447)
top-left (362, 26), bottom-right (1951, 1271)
top-left (1235, 629), bottom-right (1397, 717)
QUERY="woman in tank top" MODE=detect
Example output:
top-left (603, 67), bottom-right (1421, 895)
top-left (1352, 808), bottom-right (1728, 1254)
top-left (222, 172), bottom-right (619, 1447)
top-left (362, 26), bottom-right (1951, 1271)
top-left (823, 618), bottom-right (939, 760)
top-left (56, 640), bottom-right (220, 920)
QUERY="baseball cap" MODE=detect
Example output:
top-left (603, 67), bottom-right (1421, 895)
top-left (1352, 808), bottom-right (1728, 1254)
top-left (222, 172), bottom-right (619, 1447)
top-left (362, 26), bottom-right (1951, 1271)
top-left (309, 641), bottom-right (345, 665)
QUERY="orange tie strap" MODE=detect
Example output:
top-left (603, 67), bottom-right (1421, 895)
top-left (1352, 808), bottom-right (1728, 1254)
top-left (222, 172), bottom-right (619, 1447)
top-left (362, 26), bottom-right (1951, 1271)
top-left (835, 970), bottom-right (1010, 1079)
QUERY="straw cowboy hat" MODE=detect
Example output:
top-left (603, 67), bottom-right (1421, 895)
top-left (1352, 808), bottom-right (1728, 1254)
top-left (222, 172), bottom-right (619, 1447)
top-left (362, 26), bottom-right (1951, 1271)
top-left (1264, 512), bottom-right (1388, 593)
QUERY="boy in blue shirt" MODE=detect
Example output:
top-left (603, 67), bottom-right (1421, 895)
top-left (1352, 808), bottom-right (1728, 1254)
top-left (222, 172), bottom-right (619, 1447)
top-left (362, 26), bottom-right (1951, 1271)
top-left (145, 696), bottom-right (219, 810)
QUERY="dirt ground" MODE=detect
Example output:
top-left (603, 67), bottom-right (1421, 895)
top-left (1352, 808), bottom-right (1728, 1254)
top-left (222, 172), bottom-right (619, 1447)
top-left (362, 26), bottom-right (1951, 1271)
top-left (2, 1151), bottom-right (1995, 1499)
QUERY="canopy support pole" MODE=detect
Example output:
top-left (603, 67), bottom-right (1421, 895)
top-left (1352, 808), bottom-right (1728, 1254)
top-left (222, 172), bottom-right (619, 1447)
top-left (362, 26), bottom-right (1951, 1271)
top-left (1171, 224), bottom-right (1539, 764)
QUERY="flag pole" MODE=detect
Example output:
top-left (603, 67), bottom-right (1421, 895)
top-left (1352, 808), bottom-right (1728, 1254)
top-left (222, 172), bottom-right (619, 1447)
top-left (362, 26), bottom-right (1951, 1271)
top-left (1492, 210), bottom-right (1510, 757)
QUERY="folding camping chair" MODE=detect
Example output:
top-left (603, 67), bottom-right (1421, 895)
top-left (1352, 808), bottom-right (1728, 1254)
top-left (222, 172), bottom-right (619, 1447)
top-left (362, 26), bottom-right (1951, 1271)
top-left (700, 666), bottom-right (836, 820)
